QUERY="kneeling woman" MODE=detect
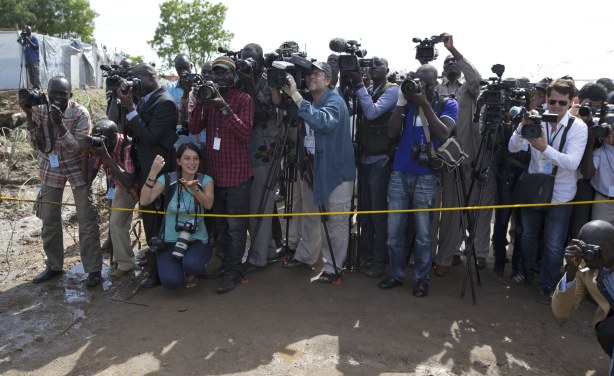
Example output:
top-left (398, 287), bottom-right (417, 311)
top-left (140, 143), bottom-right (214, 289)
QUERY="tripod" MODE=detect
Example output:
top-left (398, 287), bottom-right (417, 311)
top-left (243, 106), bottom-right (342, 282)
top-left (461, 109), bottom-right (514, 303)
top-left (345, 92), bottom-right (362, 273)
top-left (18, 42), bottom-right (29, 89)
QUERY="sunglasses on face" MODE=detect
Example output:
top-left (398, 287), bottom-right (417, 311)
top-left (548, 99), bottom-right (569, 106)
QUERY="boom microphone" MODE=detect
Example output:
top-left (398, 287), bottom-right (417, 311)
top-left (329, 38), bottom-right (348, 53)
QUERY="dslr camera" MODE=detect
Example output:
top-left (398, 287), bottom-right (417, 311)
top-left (16, 27), bottom-right (29, 45)
top-left (579, 243), bottom-right (603, 265)
top-left (173, 220), bottom-right (196, 259)
top-left (266, 53), bottom-right (312, 90)
top-left (236, 57), bottom-right (256, 74)
top-left (412, 35), bottom-right (443, 62)
top-left (19, 88), bottom-right (47, 107)
top-left (589, 104), bottom-right (614, 138)
top-left (400, 78), bottom-right (423, 97)
top-left (412, 143), bottom-right (430, 165)
top-left (84, 132), bottom-right (107, 148)
top-left (193, 80), bottom-right (217, 103)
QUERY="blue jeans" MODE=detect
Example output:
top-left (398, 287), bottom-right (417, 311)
top-left (214, 179), bottom-right (252, 277)
top-left (491, 162), bottom-right (523, 272)
top-left (358, 157), bottom-right (392, 269)
top-left (387, 171), bottom-right (439, 284)
top-left (157, 240), bottom-right (212, 289)
top-left (520, 205), bottom-right (572, 289)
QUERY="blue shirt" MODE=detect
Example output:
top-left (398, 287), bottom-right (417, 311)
top-left (164, 80), bottom-right (183, 104)
top-left (394, 98), bottom-right (458, 175)
top-left (157, 174), bottom-right (213, 243)
top-left (24, 34), bottom-right (40, 63)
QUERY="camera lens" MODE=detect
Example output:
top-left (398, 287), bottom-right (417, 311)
top-left (401, 79), bottom-right (419, 97)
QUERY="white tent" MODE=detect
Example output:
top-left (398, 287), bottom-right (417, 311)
top-left (0, 30), bottom-right (125, 90)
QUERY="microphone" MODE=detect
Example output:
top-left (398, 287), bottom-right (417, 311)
top-left (329, 38), bottom-right (348, 53)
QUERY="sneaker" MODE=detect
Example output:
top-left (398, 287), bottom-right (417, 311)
top-left (537, 286), bottom-right (553, 305)
top-left (502, 273), bottom-right (531, 286)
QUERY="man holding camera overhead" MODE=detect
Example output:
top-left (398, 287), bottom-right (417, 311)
top-left (507, 77), bottom-right (587, 305)
top-left (19, 76), bottom-right (103, 286)
top-left (382, 64), bottom-right (458, 298)
top-left (552, 220), bottom-right (614, 373)
top-left (190, 56), bottom-right (254, 293)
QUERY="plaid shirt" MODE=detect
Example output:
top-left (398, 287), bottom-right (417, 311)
top-left (190, 87), bottom-right (253, 187)
top-left (29, 100), bottom-right (91, 188)
top-left (92, 134), bottom-right (137, 192)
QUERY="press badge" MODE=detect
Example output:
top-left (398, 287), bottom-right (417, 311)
top-left (538, 158), bottom-right (553, 174)
top-left (213, 137), bottom-right (221, 150)
top-left (49, 154), bottom-right (59, 168)
top-left (107, 187), bottom-right (115, 200)
top-left (304, 134), bottom-right (316, 154)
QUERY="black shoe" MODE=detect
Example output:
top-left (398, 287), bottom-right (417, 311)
top-left (202, 265), bottom-right (225, 279)
top-left (413, 280), bottom-right (429, 297)
top-left (493, 261), bottom-right (505, 276)
top-left (32, 267), bottom-right (63, 284)
top-left (452, 254), bottom-right (462, 266)
top-left (378, 276), bottom-right (403, 290)
top-left (85, 271), bottom-right (102, 287)
top-left (537, 286), bottom-right (553, 305)
top-left (216, 273), bottom-right (238, 293)
top-left (282, 258), bottom-right (309, 268)
top-left (364, 267), bottom-right (385, 279)
top-left (476, 257), bottom-right (486, 270)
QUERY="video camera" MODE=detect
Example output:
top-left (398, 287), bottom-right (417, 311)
top-left (19, 88), bottom-right (47, 107)
top-left (586, 104), bottom-right (614, 138)
top-left (16, 27), bottom-right (29, 45)
top-left (100, 64), bottom-right (141, 96)
top-left (266, 52), bottom-right (312, 91)
top-left (412, 36), bottom-right (443, 62)
top-left (329, 38), bottom-right (372, 71)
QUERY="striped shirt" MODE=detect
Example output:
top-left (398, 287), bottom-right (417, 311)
top-left (190, 87), bottom-right (253, 187)
top-left (29, 100), bottom-right (91, 188)
top-left (92, 134), bottom-right (136, 192)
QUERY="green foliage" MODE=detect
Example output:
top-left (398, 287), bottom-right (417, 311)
top-left (0, 0), bottom-right (97, 43)
top-left (149, 0), bottom-right (234, 70)
top-left (120, 53), bottom-right (145, 64)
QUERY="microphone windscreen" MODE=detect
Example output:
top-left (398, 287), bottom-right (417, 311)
top-left (329, 38), bottom-right (347, 53)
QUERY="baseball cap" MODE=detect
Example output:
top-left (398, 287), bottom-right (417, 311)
top-left (311, 61), bottom-right (332, 80)
top-left (212, 56), bottom-right (235, 71)
top-left (535, 77), bottom-right (552, 92)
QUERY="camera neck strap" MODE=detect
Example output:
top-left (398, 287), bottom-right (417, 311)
top-left (546, 115), bottom-right (575, 177)
top-left (417, 107), bottom-right (440, 160)
top-left (174, 182), bottom-right (200, 230)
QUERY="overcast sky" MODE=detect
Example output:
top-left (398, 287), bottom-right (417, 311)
top-left (90, 0), bottom-right (614, 82)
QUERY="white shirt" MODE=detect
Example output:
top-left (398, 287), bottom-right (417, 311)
top-left (508, 111), bottom-right (587, 203)
top-left (591, 142), bottom-right (614, 197)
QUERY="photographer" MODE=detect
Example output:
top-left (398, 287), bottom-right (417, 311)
top-left (431, 33), bottom-right (482, 276)
top-left (272, 61), bottom-right (356, 283)
top-left (382, 64), bottom-right (458, 298)
top-left (19, 76), bottom-right (103, 286)
top-left (552, 220), bottom-right (614, 373)
top-left (116, 63), bottom-right (179, 279)
top-left (172, 54), bottom-right (199, 147)
top-left (569, 83), bottom-right (609, 237)
top-left (189, 56), bottom-right (253, 293)
top-left (139, 144), bottom-right (214, 289)
top-left (507, 77), bottom-right (587, 304)
top-left (236, 43), bottom-right (281, 267)
top-left (18, 26), bottom-right (41, 90)
top-left (85, 120), bottom-right (138, 278)
top-left (346, 56), bottom-right (398, 278)
top-left (106, 58), bottom-right (134, 132)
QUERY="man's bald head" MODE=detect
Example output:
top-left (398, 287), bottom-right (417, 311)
top-left (48, 76), bottom-right (71, 92)
top-left (579, 220), bottom-right (614, 268)
top-left (132, 64), bottom-right (159, 93)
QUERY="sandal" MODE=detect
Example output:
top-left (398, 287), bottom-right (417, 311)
top-left (184, 274), bottom-right (198, 289)
top-left (317, 271), bottom-right (339, 284)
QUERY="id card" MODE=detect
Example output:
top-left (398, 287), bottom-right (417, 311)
top-left (107, 187), bottom-right (115, 200)
top-left (49, 154), bottom-right (59, 168)
top-left (538, 158), bottom-right (553, 174)
top-left (200, 130), bottom-right (206, 143)
top-left (304, 134), bottom-right (315, 155)
top-left (213, 137), bottom-right (221, 150)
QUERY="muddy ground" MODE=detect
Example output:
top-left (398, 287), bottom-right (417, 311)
top-left (0, 91), bottom-right (610, 375)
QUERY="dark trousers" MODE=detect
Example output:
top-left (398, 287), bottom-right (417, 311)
top-left (597, 313), bottom-right (614, 358)
top-left (568, 179), bottom-right (594, 240)
top-left (213, 178), bottom-right (252, 277)
top-left (26, 61), bottom-right (41, 90)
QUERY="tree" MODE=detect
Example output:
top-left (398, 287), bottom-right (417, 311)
top-left (149, 0), bottom-right (234, 70)
top-left (0, 0), bottom-right (97, 43)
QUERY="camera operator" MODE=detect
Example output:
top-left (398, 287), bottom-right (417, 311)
top-left (18, 26), bottom-right (41, 90)
top-left (568, 83), bottom-right (610, 238)
top-left (170, 54), bottom-right (199, 147)
top-left (346, 56), bottom-right (398, 278)
top-left (106, 58), bottom-right (134, 131)
top-left (19, 76), bottom-right (103, 286)
top-left (235, 43), bottom-right (282, 267)
top-left (430, 33), bottom-right (482, 276)
top-left (507, 77), bottom-right (587, 304)
top-left (85, 119), bottom-right (139, 278)
top-left (189, 56), bottom-right (254, 293)
top-left (115, 63), bottom-right (179, 287)
top-left (139, 144), bottom-right (214, 289)
top-left (271, 61), bottom-right (356, 283)
top-left (529, 77), bottom-right (551, 113)
top-left (552, 220), bottom-right (614, 373)
top-left (382, 64), bottom-right (458, 298)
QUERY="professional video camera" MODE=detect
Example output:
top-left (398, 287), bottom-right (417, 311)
top-left (18, 88), bottom-right (47, 107)
top-left (100, 64), bottom-right (141, 95)
top-left (412, 36), bottom-right (443, 62)
top-left (328, 38), bottom-right (372, 71)
top-left (588, 104), bottom-right (614, 138)
top-left (217, 47), bottom-right (241, 61)
top-left (84, 132), bottom-right (107, 148)
top-left (236, 57), bottom-right (256, 73)
top-left (519, 112), bottom-right (558, 139)
top-left (16, 27), bottom-right (28, 45)
top-left (266, 53), bottom-right (312, 91)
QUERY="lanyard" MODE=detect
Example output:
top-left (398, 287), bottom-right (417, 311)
top-left (546, 123), bottom-right (563, 146)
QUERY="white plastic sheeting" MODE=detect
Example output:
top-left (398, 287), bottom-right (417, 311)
top-left (0, 30), bottom-right (125, 90)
